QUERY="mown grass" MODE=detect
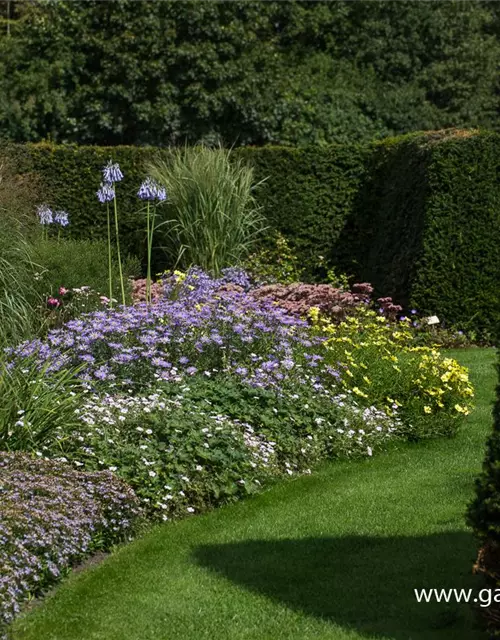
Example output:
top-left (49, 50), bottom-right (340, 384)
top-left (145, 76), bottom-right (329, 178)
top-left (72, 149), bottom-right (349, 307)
top-left (10, 348), bottom-right (497, 640)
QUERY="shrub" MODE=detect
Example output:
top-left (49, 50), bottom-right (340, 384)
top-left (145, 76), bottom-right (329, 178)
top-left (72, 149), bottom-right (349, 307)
top-left (30, 237), bottom-right (140, 306)
top-left (0, 451), bottom-right (142, 635)
top-left (250, 281), bottom-right (373, 322)
top-left (467, 349), bottom-right (500, 635)
top-left (309, 305), bottom-right (474, 439)
top-left (147, 145), bottom-right (267, 275)
top-left (242, 230), bottom-right (304, 284)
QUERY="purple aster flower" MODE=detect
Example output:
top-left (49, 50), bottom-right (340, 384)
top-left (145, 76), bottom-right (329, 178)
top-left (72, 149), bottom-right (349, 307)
top-left (96, 182), bottom-right (115, 203)
top-left (411, 309), bottom-right (417, 315)
top-left (54, 210), bottom-right (70, 226)
top-left (37, 204), bottom-right (53, 225)
top-left (103, 160), bottom-right (124, 184)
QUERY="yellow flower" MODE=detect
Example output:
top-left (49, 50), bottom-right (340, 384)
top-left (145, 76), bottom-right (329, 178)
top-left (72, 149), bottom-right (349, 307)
top-left (424, 406), bottom-right (432, 414)
top-left (308, 306), bottom-right (320, 324)
top-left (353, 387), bottom-right (369, 399)
top-left (454, 404), bottom-right (470, 414)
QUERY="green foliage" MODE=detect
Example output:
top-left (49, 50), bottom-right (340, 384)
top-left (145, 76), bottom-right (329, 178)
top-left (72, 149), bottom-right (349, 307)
top-left (467, 349), bottom-right (500, 635)
top-left (0, 157), bottom-right (44, 347)
top-left (237, 144), bottom-right (369, 280)
top-left (242, 231), bottom-right (304, 284)
top-left (31, 237), bottom-right (140, 304)
top-left (37, 375), bottom-right (396, 521)
top-left (0, 357), bottom-right (84, 451)
top-left (1, 1), bottom-right (500, 146)
top-left (147, 145), bottom-right (266, 275)
top-left (468, 351), bottom-right (500, 542)
top-left (335, 129), bottom-right (500, 338)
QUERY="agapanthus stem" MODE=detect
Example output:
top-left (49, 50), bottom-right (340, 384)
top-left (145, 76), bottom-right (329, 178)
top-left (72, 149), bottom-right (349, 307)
top-left (146, 201), bottom-right (151, 305)
top-left (106, 202), bottom-right (113, 308)
top-left (113, 196), bottom-right (126, 306)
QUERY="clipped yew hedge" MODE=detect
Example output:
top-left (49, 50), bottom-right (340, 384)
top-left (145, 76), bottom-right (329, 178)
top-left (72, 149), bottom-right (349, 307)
top-left (335, 129), bottom-right (500, 337)
top-left (5, 142), bottom-right (368, 279)
top-left (4, 129), bottom-right (500, 334)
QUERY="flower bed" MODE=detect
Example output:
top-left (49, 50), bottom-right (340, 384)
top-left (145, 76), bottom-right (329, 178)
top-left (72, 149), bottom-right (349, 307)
top-left (1, 267), bottom-right (476, 634)
top-left (0, 452), bottom-right (142, 637)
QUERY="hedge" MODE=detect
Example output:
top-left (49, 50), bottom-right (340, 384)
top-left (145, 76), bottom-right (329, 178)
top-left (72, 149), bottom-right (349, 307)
top-left (335, 129), bottom-right (500, 338)
top-left (4, 142), bottom-right (368, 279)
top-left (4, 130), bottom-right (500, 335)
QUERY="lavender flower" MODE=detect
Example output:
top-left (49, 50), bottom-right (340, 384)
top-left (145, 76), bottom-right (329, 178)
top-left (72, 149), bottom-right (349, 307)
top-left (54, 210), bottom-right (70, 226)
top-left (96, 182), bottom-right (115, 203)
top-left (103, 160), bottom-right (124, 184)
top-left (37, 205), bottom-right (53, 225)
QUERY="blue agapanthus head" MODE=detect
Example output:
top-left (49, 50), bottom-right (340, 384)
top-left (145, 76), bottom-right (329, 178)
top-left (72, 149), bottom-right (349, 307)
top-left (54, 210), bottom-right (70, 226)
top-left (156, 185), bottom-right (167, 202)
top-left (103, 160), bottom-right (124, 184)
top-left (97, 182), bottom-right (115, 203)
top-left (137, 177), bottom-right (167, 202)
top-left (37, 204), bottom-right (53, 225)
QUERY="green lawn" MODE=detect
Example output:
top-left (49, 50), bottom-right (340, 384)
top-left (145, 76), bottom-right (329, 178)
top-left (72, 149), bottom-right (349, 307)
top-left (10, 348), bottom-right (497, 640)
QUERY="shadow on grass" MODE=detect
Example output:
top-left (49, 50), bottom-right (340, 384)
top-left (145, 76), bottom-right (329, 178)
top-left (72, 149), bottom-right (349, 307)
top-left (194, 532), bottom-right (486, 639)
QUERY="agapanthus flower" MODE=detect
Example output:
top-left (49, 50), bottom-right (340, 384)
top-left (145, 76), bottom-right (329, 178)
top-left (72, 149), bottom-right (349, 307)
top-left (37, 204), bottom-right (53, 225)
top-left (103, 160), bottom-right (124, 184)
top-left (96, 182), bottom-right (115, 203)
top-left (54, 210), bottom-right (70, 226)
top-left (137, 177), bottom-right (167, 202)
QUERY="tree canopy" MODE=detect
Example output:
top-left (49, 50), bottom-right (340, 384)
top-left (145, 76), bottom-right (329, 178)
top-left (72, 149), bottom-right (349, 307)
top-left (1, 0), bottom-right (499, 146)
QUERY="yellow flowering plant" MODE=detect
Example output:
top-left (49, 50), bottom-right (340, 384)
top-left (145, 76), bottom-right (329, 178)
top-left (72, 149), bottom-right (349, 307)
top-left (309, 305), bottom-right (474, 439)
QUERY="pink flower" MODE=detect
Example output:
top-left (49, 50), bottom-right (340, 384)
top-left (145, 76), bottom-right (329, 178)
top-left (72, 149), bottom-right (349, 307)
top-left (47, 297), bottom-right (60, 308)
top-left (59, 287), bottom-right (68, 295)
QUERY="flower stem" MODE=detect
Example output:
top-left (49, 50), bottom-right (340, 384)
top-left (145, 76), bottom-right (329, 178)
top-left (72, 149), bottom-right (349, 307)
top-left (106, 202), bottom-right (113, 308)
top-left (146, 201), bottom-right (151, 305)
top-left (113, 196), bottom-right (126, 306)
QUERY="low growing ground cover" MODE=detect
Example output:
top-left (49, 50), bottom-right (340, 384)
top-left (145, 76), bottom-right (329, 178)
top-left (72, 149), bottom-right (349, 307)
top-left (8, 348), bottom-right (495, 640)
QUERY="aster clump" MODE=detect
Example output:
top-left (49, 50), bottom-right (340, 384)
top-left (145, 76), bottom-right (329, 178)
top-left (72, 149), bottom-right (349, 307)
top-left (8, 268), bottom-right (329, 394)
top-left (0, 451), bottom-right (142, 636)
